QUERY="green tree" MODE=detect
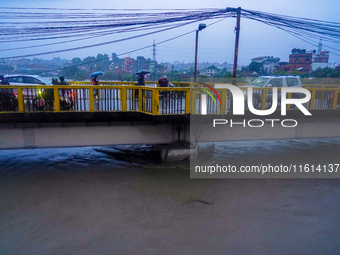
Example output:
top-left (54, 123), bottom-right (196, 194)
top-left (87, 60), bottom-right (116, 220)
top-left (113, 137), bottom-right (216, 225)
top-left (0, 64), bottom-right (14, 71)
top-left (312, 67), bottom-right (334, 78)
top-left (61, 66), bottom-right (81, 79)
top-left (206, 65), bottom-right (220, 71)
top-left (290, 70), bottom-right (300, 76)
top-left (71, 57), bottom-right (82, 65)
top-left (277, 69), bottom-right (288, 75)
top-left (83, 56), bottom-right (96, 67)
top-left (102, 71), bottom-right (115, 80)
top-left (95, 54), bottom-right (111, 72)
top-left (73, 70), bottom-right (87, 80)
top-left (248, 62), bottom-right (264, 74)
top-left (223, 72), bottom-right (233, 78)
top-left (111, 53), bottom-right (118, 61)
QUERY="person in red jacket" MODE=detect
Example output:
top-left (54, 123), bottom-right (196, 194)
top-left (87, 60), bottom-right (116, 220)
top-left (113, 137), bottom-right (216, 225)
top-left (92, 76), bottom-right (99, 97)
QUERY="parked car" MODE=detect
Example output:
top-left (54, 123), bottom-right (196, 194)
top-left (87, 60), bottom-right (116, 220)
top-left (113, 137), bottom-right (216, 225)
top-left (3, 74), bottom-right (52, 100)
top-left (4, 74), bottom-right (52, 85)
top-left (3, 75), bottom-right (73, 111)
top-left (244, 75), bottom-right (302, 88)
top-left (240, 76), bottom-right (303, 108)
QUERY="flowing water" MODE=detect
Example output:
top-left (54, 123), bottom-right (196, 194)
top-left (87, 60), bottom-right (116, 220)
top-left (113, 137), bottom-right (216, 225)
top-left (0, 139), bottom-right (340, 254)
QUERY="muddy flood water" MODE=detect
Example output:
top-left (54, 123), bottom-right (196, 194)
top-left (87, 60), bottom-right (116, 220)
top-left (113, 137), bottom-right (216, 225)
top-left (0, 139), bottom-right (340, 254)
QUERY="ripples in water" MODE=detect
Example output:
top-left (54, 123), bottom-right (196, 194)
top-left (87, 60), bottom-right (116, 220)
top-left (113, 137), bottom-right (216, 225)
top-left (0, 138), bottom-right (340, 174)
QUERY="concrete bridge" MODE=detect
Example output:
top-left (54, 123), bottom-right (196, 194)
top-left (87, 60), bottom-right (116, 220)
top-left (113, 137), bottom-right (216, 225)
top-left (0, 82), bottom-right (339, 149)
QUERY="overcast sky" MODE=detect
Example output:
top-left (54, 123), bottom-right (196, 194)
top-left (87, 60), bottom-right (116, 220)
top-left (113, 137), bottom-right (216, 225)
top-left (1, 0), bottom-right (340, 66)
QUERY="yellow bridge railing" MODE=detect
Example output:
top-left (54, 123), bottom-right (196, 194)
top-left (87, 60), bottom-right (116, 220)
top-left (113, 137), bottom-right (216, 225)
top-left (0, 83), bottom-right (339, 115)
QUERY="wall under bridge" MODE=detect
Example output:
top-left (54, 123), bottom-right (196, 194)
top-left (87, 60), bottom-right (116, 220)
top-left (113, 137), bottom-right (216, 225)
top-left (0, 112), bottom-right (190, 149)
top-left (0, 111), bottom-right (339, 149)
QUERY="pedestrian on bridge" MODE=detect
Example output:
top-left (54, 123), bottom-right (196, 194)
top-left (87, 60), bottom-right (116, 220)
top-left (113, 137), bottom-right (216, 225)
top-left (158, 75), bottom-right (169, 87)
top-left (59, 76), bottom-right (69, 85)
top-left (41, 77), bottom-right (57, 108)
top-left (90, 71), bottom-right (103, 101)
top-left (158, 75), bottom-right (170, 100)
top-left (52, 77), bottom-right (59, 85)
top-left (0, 75), bottom-right (16, 111)
top-left (58, 76), bottom-right (70, 106)
top-left (137, 75), bottom-right (145, 86)
top-left (92, 76), bottom-right (99, 98)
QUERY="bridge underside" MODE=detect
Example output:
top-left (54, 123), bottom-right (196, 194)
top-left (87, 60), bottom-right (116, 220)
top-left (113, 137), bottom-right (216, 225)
top-left (0, 111), bottom-right (339, 149)
top-left (0, 112), bottom-right (189, 149)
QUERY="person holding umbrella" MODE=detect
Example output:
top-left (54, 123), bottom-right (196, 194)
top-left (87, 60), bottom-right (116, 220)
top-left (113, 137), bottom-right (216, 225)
top-left (92, 76), bottom-right (99, 97)
top-left (137, 75), bottom-right (145, 86)
top-left (136, 71), bottom-right (150, 86)
top-left (135, 71), bottom-right (149, 98)
top-left (90, 71), bottom-right (103, 98)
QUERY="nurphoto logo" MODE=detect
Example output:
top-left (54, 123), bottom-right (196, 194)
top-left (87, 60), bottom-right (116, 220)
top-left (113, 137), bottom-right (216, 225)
top-left (198, 84), bottom-right (312, 127)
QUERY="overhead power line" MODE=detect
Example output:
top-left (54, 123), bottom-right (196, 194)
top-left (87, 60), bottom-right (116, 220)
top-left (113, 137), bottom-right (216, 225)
top-left (0, 7), bottom-right (339, 61)
top-left (35, 19), bottom-right (226, 74)
top-left (0, 21), bottom-right (200, 60)
top-left (35, 28), bottom-right (197, 74)
top-left (0, 9), bottom-right (231, 42)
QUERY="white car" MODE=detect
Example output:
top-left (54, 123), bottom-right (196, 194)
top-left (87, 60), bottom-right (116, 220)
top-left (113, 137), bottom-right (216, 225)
top-left (3, 74), bottom-right (52, 101)
top-left (5, 74), bottom-right (52, 86)
top-left (240, 76), bottom-right (303, 108)
top-left (3, 75), bottom-right (74, 111)
top-left (245, 75), bottom-right (302, 88)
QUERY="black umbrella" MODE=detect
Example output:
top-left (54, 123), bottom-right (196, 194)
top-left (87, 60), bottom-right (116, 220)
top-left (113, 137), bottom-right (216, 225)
top-left (136, 71), bottom-right (150, 75)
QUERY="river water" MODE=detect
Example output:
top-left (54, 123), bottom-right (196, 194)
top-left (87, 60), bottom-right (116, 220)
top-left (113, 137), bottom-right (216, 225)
top-left (0, 139), bottom-right (340, 254)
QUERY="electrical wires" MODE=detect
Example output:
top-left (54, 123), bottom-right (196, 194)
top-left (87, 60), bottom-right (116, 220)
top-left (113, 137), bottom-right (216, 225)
top-left (241, 9), bottom-right (340, 45)
top-left (0, 8), bottom-right (230, 43)
top-left (34, 18), bottom-right (226, 74)
top-left (0, 7), bottom-right (339, 61)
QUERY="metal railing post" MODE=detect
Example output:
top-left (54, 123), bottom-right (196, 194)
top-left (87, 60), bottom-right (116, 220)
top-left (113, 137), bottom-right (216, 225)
top-left (185, 88), bottom-right (191, 114)
top-left (191, 89), bottom-right (197, 114)
top-left (17, 87), bottom-right (24, 112)
top-left (89, 88), bottom-right (94, 112)
top-left (286, 92), bottom-right (292, 110)
top-left (261, 89), bottom-right (267, 110)
top-left (220, 89), bottom-right (227, 114)
top-left (54, 87), bottom-right (60, 112)
top-left (152, 88), bottom-right (159, 115)
top-left (309, 89), bottom-right (316, 110)
top-left (332, 90), bottom-right (339, 109)
top-left (121, 88), bottom-right (127, 112)
top-left (138, 88), bottom-right (142, 111)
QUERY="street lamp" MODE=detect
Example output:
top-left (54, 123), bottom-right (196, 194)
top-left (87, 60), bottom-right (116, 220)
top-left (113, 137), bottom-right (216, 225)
top-left (194, 23), bottom-right (206, 82)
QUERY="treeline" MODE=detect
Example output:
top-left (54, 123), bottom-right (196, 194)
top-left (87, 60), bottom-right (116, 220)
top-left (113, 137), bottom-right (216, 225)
top-left (2, 52), bottom-right (340, 82)
top-left (60, 53), bottom-right (115, 80)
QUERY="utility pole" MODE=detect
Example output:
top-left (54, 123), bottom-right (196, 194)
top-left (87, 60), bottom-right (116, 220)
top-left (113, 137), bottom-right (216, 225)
top-left (194, 23), bottom-right (206, 82)
top-left (232, 7), bottom-right (241, 85)
top-left (153, 40), bottom-right (157, 62)
top-left (194, 30), bottom-right (199, 82)
top-left (318, 38), bottom-right (323, 54)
